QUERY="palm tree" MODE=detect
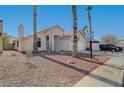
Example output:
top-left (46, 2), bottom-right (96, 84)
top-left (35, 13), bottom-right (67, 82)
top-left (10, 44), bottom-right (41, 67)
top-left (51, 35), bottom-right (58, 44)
top-left (82, 26), bottom-right (88, 38)
top-left (87, 5), bottom-right (93, 59)
top-left (72, 5), bottom-right (78, 58)
top-left (33, 5), bottom-right (38, 54)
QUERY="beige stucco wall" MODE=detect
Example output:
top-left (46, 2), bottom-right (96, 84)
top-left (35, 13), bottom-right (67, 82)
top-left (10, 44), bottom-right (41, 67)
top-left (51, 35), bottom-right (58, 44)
top-left (45, 27), bottom-right (64, 37)
top-left (23, 26), bottom-right (64, 52)
top-left (18, 24), bottom-right (24, 52)
top-left (54, 32), bottom-right (86, 52)
top-left (77, 32), bottom-right (86, 51)
top-left (3, 40), bottom-right (14, 50)
top-left (24, 36), bottom-right (33, 51)
top-left (14, 41), bottom-right (18, 51)
top-left (22, 26), bottom-right (86, 52)
top-left (37, 33), bottom-right (47, 51)
top-left (54, 37), bottom-right (72, 52)
top-left (23, 33), bottom-right (47, 52)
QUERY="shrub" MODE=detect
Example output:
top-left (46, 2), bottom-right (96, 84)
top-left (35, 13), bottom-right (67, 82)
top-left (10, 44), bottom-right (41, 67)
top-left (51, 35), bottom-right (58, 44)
top-left (25, 51), bottom-right (33, 57)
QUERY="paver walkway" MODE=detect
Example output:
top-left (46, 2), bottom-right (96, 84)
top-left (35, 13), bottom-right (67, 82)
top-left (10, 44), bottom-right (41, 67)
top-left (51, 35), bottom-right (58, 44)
top-left (73, 53), bottom-right (124, 87)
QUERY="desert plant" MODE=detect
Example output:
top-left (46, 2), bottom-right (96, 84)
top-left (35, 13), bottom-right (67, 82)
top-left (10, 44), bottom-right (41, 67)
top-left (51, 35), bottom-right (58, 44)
top-left (25, 51), bottom-right (33, 57)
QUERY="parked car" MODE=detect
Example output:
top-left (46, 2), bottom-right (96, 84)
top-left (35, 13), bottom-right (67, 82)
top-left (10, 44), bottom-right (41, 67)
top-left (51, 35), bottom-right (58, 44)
top-left (99, 44), bottom-right (123, 52)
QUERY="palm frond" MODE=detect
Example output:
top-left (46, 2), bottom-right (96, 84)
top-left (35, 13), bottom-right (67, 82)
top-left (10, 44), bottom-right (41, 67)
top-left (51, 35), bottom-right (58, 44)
top-left (86, 6), bottom-right (93, 11)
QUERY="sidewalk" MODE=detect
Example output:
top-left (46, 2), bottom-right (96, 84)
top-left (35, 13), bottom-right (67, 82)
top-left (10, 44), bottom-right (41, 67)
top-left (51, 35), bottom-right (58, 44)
top-left (73, 54), bottom-right (124, 87)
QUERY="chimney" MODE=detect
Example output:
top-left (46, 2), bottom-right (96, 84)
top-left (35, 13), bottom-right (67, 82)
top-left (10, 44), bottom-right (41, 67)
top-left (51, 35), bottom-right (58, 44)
top-left (0, 20), bottom-right (3, 53)
top-left (18, 24), bottom-right (24, 52)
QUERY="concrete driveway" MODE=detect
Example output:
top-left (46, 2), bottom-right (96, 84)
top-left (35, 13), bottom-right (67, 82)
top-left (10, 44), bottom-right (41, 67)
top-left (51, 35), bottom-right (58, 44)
top-left (73, 51), bottom-right (124, 87)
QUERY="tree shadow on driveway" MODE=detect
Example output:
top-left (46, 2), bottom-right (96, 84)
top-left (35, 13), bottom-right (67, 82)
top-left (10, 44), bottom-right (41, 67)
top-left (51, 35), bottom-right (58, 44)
top-left (78, 57), bottom-right (123, 70)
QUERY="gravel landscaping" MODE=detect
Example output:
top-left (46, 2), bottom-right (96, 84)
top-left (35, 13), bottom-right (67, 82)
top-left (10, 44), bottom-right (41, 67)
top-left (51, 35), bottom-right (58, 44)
top-left (0, 51), bottom-right (109, 87)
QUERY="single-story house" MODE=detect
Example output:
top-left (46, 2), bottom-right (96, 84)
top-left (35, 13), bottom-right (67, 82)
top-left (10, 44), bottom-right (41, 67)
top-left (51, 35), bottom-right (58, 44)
top-left (3, 35), bottom-right (17, 50)
top-left (85, 37), bottom-right (104, 51)
top-left (14, 25), bottom-right (87, 52)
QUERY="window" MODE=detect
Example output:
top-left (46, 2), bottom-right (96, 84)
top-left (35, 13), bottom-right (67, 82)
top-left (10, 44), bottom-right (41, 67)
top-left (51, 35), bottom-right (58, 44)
top-left (37, 38), bottom-right (41, 47)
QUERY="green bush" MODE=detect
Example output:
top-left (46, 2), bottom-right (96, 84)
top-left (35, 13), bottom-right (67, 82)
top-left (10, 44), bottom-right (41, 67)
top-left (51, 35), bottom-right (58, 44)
top-left (25, 51), bottom-right (33, 57)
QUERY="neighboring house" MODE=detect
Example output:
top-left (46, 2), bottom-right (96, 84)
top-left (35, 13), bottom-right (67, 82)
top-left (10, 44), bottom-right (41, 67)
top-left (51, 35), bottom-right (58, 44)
top-left (3, 35), bottom-right (17, 50)
top-left (14, 25), bottom-right (86, 52)
top-left (86, 37), bottom-right (105, 51)
top-left (0, 19), bottom-right (17, 51)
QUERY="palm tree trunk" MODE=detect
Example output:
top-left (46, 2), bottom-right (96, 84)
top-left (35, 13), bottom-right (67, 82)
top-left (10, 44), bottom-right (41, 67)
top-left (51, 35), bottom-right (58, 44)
top-left (33, 5), bottom-right (38, 54)
top-left (0, 20), bottom-right (3, 53)
top-left (72, 5), bottom-right (78, 58)
top-left (88, 5), bottom-right (93, 59)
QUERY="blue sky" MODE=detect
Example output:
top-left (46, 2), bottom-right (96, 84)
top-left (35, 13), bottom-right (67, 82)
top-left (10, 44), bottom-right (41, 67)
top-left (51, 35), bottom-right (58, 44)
top-left (0, 5), bottom-right (124, 40)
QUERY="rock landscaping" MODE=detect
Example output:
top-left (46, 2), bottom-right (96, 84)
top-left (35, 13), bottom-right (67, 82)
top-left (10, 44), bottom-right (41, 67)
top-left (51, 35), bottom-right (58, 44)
top-left (0, 51), bottom-right (109, 87)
